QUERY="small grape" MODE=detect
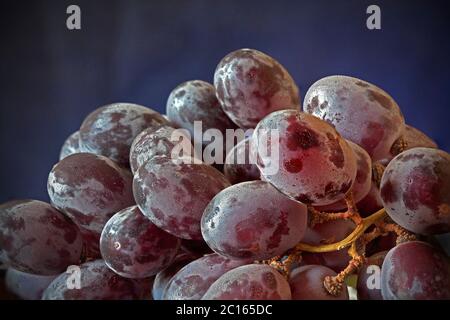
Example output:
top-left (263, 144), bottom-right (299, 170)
top-left (59, 131), bottom-right (80, 160)
top-left (202, 264), bottom-right (291, 300)
top-left (304, 75), bottom-right (405, 161)
top-left (47, 153), bottom-right (135, 235)
top-left (133, 155), bottom-right (230, 240)
top-left (289, 265), bottom-right (348, 300)
top-left (380, 148), bottom-right (450, 234)
top-left (100, 206), bottom-right (180, 279)
top-left (357, 181), bottom-right (383, 217)
top-left (254, 110), bottom-right (357, 206)
top-left (201, 181), bottom-right (307, 260)
top-left (214, 48), bottom-right (300, 128)
top-left (357, 251), bottom-right (387, 300)
top-left (224, 137), bottom-right (260, 184)
top-left (0, 200), bottom-right (83, 275)
top-left (5, 268), bottom-right (57, 300)
top-left (381, 241), bottom-right (450, 300)
top-left (79, 103), bottom-right (168, 166)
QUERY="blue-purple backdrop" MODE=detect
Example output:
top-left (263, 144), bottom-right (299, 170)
top-left (0, 0), bottom-right (449, 203)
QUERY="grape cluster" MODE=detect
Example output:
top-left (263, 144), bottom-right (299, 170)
top-left (1, 48), bottom-right (449, 300)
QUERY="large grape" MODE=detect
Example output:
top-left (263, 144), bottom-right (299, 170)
top-left (133, 155), bottom-right (230, 240)
top-left (289, 265), bottom-right (348, 300)
top-left (79, 103), bottom-right (168, 166)
top-left (5, 268), bottom-right (57, 300)
top-left (201, 181), bottom-right (307, 260)
top-left (59, 131), bottom-right (80, 160)
top-left (224, 137), bottom-right (260, 184)
top-left (380, 148), bottom-right (450, 234)
top-left (381, 241), bottom-right (450, 300)
top-left (304, 76), bottom-right (405, 161)
top-left (48, 153), bottom-right (134, 235)
top-left (129, 125), bottom-right (194, 174)
top-left (254, 110), bottom-right (357, 206)
top-left (0, 200), bottom-right (83, 275)
top-left (42, 260), bottom-right (142, 300)
top-left (202, 264), bottom-right (291, 300)
top-left (214, 48), bottom-right (300, 129)
top-left (357, 251), bottom-right (387, 300)
top-left (166, 80), bottom-right (237, 145)
top-left (100, 206), bottom-right (180, 279)
top-left (164, 253), bottom-right (248, 300)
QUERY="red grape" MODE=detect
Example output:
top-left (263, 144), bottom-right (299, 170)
top-left (357, 181), bottom-right (383, 217)
top-left (5, 268), bottom-right (57, 300)
top-left (357, 251), bottom-right (387, 300)
top-left (59, 131), bottom-right (80, 160)
top-left (224, 137), bottom-right (260, 184)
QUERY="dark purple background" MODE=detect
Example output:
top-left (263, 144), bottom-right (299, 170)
top-left (0, 0), bottom-right (449, 203)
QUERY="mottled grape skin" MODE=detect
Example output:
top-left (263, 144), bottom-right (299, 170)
top-left (166, 80), bottom-right (237, 145)
top-left (129, 125), bottom-right (194, 174)
top-left (304, 75), bottom-right (405, 161)
top-left (201, 181), bottom-right (307, 260)
top-left (381, 241), bottom-right (450, 300)
top-left (100, 206), bottom-right (180, 279)
top-left (202, 264), bottom-right (291, 300)
top-left (380, 148), bottom-right (450, 234)
top-left (5, 268), bottom-right (57, 300)
top-left (301, 219), bottom-right (355, 273)
top-left (42, 260), bottom-right (142, 300)
top-left (59, 131), bottom-right (80, 160)
top-left (164, 253), bottom-right (248, 300)
top-left (357, 251), bottom-right (387, 300)
top-left (48, 153), bottom-right (135, 235)
top-left (289, 265), bottom-right (348, 300)
top-left (133, 155), bottom-right (231, 240)
top-left (79, 103), bottom-right (169, 166)
top-left (357, 181), bottom-right (383, 217)
top-left (214, 48), bottom-right (300, 129)
top-left (254, 110), bottom-right (357, 206)
top-left (0, 200), bottom-right (83, 275)
top-left (224, 137), bottom-right (260, 184)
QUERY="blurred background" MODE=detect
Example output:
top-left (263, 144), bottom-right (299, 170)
top-left (0, 0), bottom-right (449, 203)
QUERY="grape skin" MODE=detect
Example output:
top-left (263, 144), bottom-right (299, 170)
top-left (224, 137), bottom-right (260, 184)
top-left (214, 48), bottom-right (300, 129)
top-left (304, 75), bottom-right (405, 161)
top-left (202, 264), bottom-right (291, 300)
top-left (48, 153), bottom-right (135, 235)
top-left (164, 253), bottom-right (248, 300)
top-left (381, 241), bottom-right (450, 300)
top-left (289, 265), bottom-right (348, 300)
top-left (201, 181), bottom-right (307, 260)
top-left (5, 268), bottom-right (57, 300)
top-left (166, 80), bottom-right (237, 145)
top-left (42, 260), bottom-right (142, 300)
top-left (100, 206), bottom-right (180, 279)
top-left (380, 148), bottom-right (450, 234)
top-left (254, 110), bottom-right (357, 206)
top-left (59, 131), bottom-right (80, 160)
top-left (79, 103), bottom-right (169, 166)
top-left (133, 155), bottom-right (230, 240)
top-left (0, 200), bottom-right (83, 275)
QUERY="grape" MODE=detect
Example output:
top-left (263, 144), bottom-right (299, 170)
top-left (357, 251), bottom-right (387, 300)
top-left (381, 241), bottom-right (450, 300)
top-left (357, 181), bottom-right (383, 217)
top-left (224, 137), bottom-right (260, 184)
top-left (402, 124), bottom-right (438, 150)
top-left (79, 228), bottom-right (101, 260)
top-left (380, 148), bottom-right (450, 234)
top-left (179, 239), bottom-right (212, 256)
top-left (201, 180), bottom-right (307, 260)
top-left (5, 268), bottom-right (57, 300)
top-left (0, 200), bottom-right (83, 275)
top-left (315, 140), bottom-right (372, 211)
top-left (153, 253), bottom-right (196, 300)
top-left (301, 219), bottom-right (355, 272)
top-left (79, 103), bottom-right (168, 166)
top-left (133, 155), bottom-right (230, 240)
top-left (166, 80), bottom-right (237, 145)
top-left (129, 125), bottom-right (194, 174)
top-left (202, 264), bottom-right (291, 300)
top-left (254, 110), bottom-right (357, 206)
top-left (289, 265), bottom-right (348, 300)
top-left (42, 260), bottom-right (142, 300)
top-left (214, 48), bottom-right (300, 129)
top-left (100, 206), bottom-right (180, 279)
top-left (303, 75), bottom-right (405, 161)
top-left (48, 153), bottom-right (135, 235)
top-left (59, 131), bottom-right (80, 160)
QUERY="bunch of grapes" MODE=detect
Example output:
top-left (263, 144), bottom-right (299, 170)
top-left (1, 48), bottom-right (449, 300)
